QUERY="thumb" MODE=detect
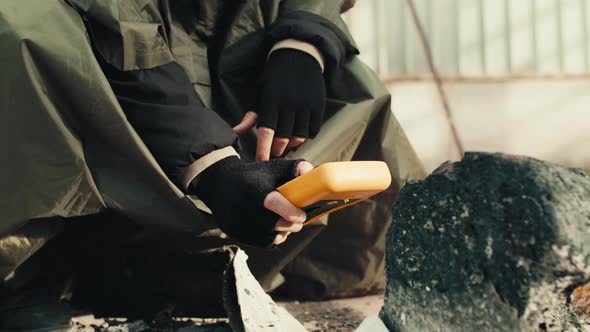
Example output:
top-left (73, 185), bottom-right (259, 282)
top-left (233, 111), bottom-right (258, 135)
top-left (294, 160), bottom-right (313, 177)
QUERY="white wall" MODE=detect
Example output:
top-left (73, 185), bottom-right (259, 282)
top-left (390, 80), bottom-right (590, 172)
top-left (346, 0), bottom-right (590, 76)
top-left (344, 0), bottom-right (590, 172)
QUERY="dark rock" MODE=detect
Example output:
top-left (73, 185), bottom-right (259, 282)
top-left (380, 152), bottom-right (590, 332)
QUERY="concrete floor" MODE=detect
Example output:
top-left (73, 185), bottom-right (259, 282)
top-left (278, 294), bottom-right (384, 332)
top-left (71, 295), bottom-right (384, 331)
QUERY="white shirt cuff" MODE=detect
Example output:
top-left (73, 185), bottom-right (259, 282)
top-left (268, 39), bottom-right (325, 73)
top-left (180, 146), bottom-right (240, 191)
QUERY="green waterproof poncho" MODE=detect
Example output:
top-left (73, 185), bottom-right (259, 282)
top-left (0, 0), bottom-right (425, 305)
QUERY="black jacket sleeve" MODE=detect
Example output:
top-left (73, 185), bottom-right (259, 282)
top-left (96, 56), bottom-right (238, 188)
top-left (267, 10), bottom-right (359, 74)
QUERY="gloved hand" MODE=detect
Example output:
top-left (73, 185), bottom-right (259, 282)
top-left (255, 48), bottom-right (326, 161)
top-left (190, 156), bottom-right (311, 247)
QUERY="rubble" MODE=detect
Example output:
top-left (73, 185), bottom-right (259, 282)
top-left (573, 282), bottom-right (590, 323)
top-left (278, 294), bottom-right (384, 331)
top-left (380, 152), bottom-right (590, 331)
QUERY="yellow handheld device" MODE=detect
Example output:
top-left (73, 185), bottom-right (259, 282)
top-left (277, 161), bottom-right (392, 225)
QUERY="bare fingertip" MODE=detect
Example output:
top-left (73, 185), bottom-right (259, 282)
top-left (295, 161), bottom-right (314, 176)
top-left (246, 111), bottom-right (258, 120)
top-left (263, 192), bottom-right (277, 209)
top-left (273, 234), bottom-right (285, 245)
top-left (298, 214), bottom-right (307, 224)
top-left (287, 213), bottom-right (305, 224)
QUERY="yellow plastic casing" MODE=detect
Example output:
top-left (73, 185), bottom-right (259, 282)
top-left (277, 161), bottom-right (392, 225)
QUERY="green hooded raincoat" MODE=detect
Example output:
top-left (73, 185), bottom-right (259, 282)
top-left (0, 0), bottom-right (425, 305)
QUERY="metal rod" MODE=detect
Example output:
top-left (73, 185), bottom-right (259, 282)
top-left (504, 0), bottom-right (513, 73)
top-left (581, 0), bottom-right (589, 71)
top-left (479, 0), bottom-right (487, 74)
top-left (385, 0), bottom-right (399, 74)
top-left (423, 0), bottom-right (434, 72)
top-left (452, 0), bottom-right (460, 73)
top-left (400, 0), bottom-right (408, 74)
top-left (425, 0), bottom-right (433, 43)
top-left (377, 0), bottom-right (389, 74)
top-left (382, 72), bottom-right (590, 84)
top-left (406, 0), bottom-right (465, 158)
top-left (556, 0), bottom-right (564, 71)
top-left (530, 0), bottom-right (538, 71)
top-left (372, 0), bottom-right (382, 74)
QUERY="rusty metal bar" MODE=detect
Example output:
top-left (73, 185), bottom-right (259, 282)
top-left (452, 0), bottom-right (460, 73)
top-left (556, 0), bottom-right (564, 71)
top-left (530, 0), bottom-right (538, 71)
top-left (382, 72), bottom-right (590, 84)
top-left (504, 0), bottom-right (512, 73)
top-left (400, 0), bottom-right (408, 74)
top-left (406, 0), bottom-right (465, 158)
top-left (478, 0), bottom-right (487, 74)
top-left (372, 0), bottom-right (382, 74)
top-left (581, 0), bottom-right (589, 71)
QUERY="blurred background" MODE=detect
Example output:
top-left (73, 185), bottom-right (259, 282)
top-left (344, 0), bottom-right (590, 173)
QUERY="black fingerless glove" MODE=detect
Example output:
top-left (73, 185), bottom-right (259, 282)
top-left (190, 156), bottom-right (303, 247)
top-left (258, 48), bottom-right (326, 139)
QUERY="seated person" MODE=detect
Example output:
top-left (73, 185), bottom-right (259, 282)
top-left (0, 1), bottom-right (425, 327)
